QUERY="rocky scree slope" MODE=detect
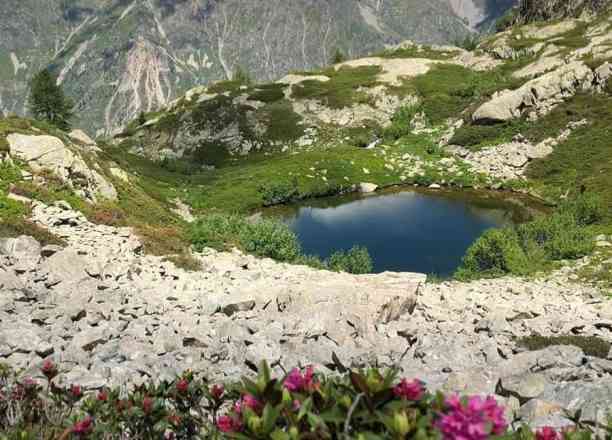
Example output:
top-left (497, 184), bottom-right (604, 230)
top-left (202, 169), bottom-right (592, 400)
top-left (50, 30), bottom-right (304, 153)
top-left (2, 201), bottom-right (612, 430)
top-left (0, 0), bottom-right (515, 136)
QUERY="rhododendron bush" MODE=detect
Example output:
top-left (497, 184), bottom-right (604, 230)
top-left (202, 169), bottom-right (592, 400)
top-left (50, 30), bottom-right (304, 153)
top-left (0, 361), bottom-right (599, 439)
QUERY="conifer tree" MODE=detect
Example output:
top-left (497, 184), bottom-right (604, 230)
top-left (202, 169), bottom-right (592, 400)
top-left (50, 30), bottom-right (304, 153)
top-left (28, 69), bottom-right (74, 131)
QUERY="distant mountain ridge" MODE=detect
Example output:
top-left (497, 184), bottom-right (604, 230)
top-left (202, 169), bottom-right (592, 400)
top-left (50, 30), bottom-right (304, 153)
top-left (0, 0), bottom-right (516, 136)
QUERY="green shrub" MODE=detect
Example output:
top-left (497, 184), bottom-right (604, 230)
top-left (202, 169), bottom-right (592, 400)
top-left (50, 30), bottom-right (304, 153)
top-left (4, 360), bottom-right (591, 439)
top-left (517, 213), bottom-right (594, 260)
top-left (328, 245), bottom-right (373, 274)
top-left (331, 47), bottom-right (346, 64)
top-left (249, 84), bottom-right (286, 103)
top-left (294, 253), bottom-right (327, 269)
top-left (518, 335), bottom-right (611, 359)
top-left (457, 194), bottom-right (604, 280)
top-left (239, 219), bottom-right (302, 262)
top-left (189, 214), bottom-right (374, 272)
top-left (383, 104), bottom-right (421, 141)
top-left (189, 214), bottom-right (301, 262)
top-left (454, 34), bottom-right (480, 51)
top-left (562, 193), bottom-right (605, 226)
top-left (260, 101), bottom-right (305, 142)
top-left (258, 179), bottom-right (300, 206)
top-left (448, 122), bottom-right (525, 150)
top-left (456, 228), bottom-right (531, 279)
top-left (189, 213), bottom-right (245, 252)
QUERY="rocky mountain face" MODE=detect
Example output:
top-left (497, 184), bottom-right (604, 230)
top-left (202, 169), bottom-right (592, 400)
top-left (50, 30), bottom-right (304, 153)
top-left (514, 0), bottom-right (612, 24)
top-left (0, 0), bottom-right (516, 136)
top-left (450, 0), bottom-right (517, 29)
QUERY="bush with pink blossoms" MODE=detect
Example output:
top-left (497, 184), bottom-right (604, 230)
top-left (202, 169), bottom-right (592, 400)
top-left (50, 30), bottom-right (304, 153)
top-left (0, 361), bottom-right (606, 439)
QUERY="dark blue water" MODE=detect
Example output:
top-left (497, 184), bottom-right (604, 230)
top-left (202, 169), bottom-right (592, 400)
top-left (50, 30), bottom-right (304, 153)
top-left (269, 190), bottom-right (523, 276)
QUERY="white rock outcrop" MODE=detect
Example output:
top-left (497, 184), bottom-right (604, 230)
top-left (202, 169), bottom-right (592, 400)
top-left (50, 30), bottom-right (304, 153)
top-left (473, 61), bottom-right (594, 123)
top-left (6, 133), bottom-right (117, 202)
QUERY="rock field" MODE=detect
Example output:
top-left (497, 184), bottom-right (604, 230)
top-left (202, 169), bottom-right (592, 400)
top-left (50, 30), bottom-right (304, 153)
top-left (1, 201), bottom-right (612, 429)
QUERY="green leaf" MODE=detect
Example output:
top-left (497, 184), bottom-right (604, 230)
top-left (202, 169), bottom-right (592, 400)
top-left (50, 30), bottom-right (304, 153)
top-left (263, 378), bottom-right (282, 405)
top-left (298, 397), bottom-right (313, 421)
top-left (270, 430), bottom-right (291, 440)
top-left (260, 360), bottom-right (271, 384)
top-left (262, 403), bottom-right (281, 433)
top-left (241, 377), bottom-right (260, 396)
top-left (350, 372), bottom-right (370, 395)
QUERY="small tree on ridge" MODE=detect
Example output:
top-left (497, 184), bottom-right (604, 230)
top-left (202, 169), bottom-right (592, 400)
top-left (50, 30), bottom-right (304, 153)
top-left (28, 69), bottom-right (74, 131)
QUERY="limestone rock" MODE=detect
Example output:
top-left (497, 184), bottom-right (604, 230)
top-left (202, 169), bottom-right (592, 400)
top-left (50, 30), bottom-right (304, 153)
top-left (6, 134), bottom-right (117, 202)
top-left (497, 373), bottom-right (549, 402)
top-left (473, 62), bottom-right (594, 123)
top-left (358, 182), bottom-right (378, 193)
top-left (68, 129), bottom-right (96, 146)
top-left (539, 380), bottom-right (612, 425)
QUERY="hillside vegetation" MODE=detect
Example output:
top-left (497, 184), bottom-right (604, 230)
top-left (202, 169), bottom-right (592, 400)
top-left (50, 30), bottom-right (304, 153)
top-left (2, 3), bottom-right (612, 287)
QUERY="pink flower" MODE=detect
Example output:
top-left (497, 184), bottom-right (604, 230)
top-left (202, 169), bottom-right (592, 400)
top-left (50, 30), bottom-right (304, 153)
top-left (71, 384), bottom-right (83, 399)
top-left (393, 378), bottom-right (425, 401)
top-left (41, 359), bottom-right (57, 380)
top-left (242, 394), bottom-right (263, 414)
top-left (536, 426), bottom-right (562, 440)
top-left (176, 379), bottom-right (189, 394)
top-left (284, 366), bottom-right (317, 392)
top-left (210, 384), bottom-right (224, 400)
top-left (142, 396), bottom-right (153, 414)
top-left (97, 390), bottom-right (108, 402)
top-left (168, 414), bottom-right (182, 427)
top-left (72, 416), bottom-right (94, 437)
top-left (436, 395), bottom-right (507, 440)
top-left (217, 415), bottom-right (242, 433)
top-left (292, 399), bottom-right (301, 411)
top-left (23, 377), bottom-right (37, 389)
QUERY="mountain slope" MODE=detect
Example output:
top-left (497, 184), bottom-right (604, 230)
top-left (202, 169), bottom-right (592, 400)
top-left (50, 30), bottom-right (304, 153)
top-left (0, 0), bottom-right (516, 136)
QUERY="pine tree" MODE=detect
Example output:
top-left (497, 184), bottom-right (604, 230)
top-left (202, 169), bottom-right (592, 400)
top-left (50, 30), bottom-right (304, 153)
top-left (232, 65), bottom-right (252, 85)
top-left (331, 48), bottom-right (346, 65)
top-left (28, 69), bottom-right (74, 131)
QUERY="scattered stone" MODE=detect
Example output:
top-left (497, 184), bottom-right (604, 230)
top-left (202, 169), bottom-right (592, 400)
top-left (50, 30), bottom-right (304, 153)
top-left (358, 182), bottom-right (378, 193)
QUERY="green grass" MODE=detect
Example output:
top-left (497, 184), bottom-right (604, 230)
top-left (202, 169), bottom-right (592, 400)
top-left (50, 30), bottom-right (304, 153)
top-left (376, 46), bottom-right (458, 60)
top-left (554, 21), bottom-right (590, 50)
top-left (258, 101), bottom-right (304, 142)
top-left (449, 121), bottom-right (527, 150)
top-left (0, 161), bottom-right (66, 246)
top-left (525, 93), bottom-right (612, 221)
top-left (248, 83), bottom-right (286, 103)
top-left (577, 246), bottom-right (612, 294)
top-left (409, 64), bottom-right (524, 125)
top-left (105, 126), bottom-right (486, 216)
top-left (291, 65), bottom-right (381, 109)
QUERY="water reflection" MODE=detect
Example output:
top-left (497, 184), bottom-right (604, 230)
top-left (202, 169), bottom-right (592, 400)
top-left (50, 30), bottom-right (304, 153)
top-left (266, 189), bottom-right (533, 276)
